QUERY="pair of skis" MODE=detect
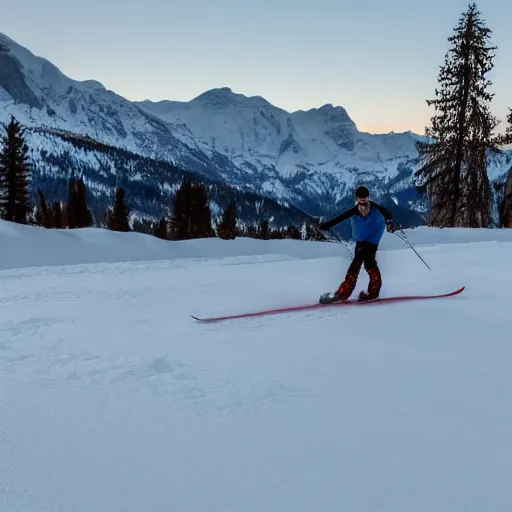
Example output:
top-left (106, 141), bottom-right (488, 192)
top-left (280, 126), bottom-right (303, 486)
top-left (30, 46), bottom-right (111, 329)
top-left (191, 286), bottom-right (465, 323)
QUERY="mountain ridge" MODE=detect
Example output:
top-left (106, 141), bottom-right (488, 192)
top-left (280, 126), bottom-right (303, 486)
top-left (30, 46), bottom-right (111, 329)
top-left (1, 31), bottom-right (511, 231)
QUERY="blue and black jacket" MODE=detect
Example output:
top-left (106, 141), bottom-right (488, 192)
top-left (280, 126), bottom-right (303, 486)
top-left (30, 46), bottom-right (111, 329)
top-left (320, 201), bottom-right (393, 246)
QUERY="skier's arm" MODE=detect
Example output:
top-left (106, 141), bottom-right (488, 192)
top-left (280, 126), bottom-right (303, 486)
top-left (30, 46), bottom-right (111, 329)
top-left (319, 206), bottom-right (358, 230)
top-left (371, 201), bottom-right (400, 232)
top-left (370, 201), bottom-right (393, 221)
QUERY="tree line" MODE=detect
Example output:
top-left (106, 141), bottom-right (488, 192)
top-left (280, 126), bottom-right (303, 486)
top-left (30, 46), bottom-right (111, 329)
top-left (414, 2), bottom-right (512, 227)
top-left (0, 116), bottom-right (326, 241)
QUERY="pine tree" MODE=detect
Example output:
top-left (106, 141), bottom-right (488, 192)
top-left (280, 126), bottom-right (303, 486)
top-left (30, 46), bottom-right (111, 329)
top-left (414, 3), bottom-right (500, 227)
top-left (35, 187), bottom-right (52, 228)
top-left (170, 179), bottom-right (215, 240)
top-left (153, 216), bottom-right (168, 239)
top-left (500, 109), bottom-right (512, 227)
top-left (52, 202), bottom-right (64, 228)
top-left (269, 227), bottom-right (279, 239)
top-left (75, 177), bottom-right (93, 227)
top-left (107, 186), bottom-right (130, 232)
top-left (217, 200), bottom-right (238, 239)
top-left (66, 175), bottom-right (77, 228)
top-left (258, 219), bottom-right (269, 240)
top-left (0, 116), bottom-right (32, 223)
top-left (192, 182), bottom-right (215, 238)
top-left (505, 108), bottom-right (512, 144)
top-left (246, 224), bottom-right (258, 239)
top-left (292, 225), bottom-right (302, 239)
top-left (131, 217), bottom-right (153, 235)
top-left (66, 175), bottom-right (93, 228)
top-left (169, 179), bottom-right (191, 240)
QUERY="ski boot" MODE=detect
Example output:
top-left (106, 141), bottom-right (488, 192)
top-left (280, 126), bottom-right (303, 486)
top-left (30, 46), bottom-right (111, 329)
top-left (319, 290), bottom-right (350, 304)
top-left (357, 290), bottom-right (379, 302)
top-left (319, 273), bottom-right (357, 304)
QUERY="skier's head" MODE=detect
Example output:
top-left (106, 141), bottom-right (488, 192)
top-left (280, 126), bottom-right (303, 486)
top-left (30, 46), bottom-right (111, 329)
top-left (355, 185), bottom-right (369, 200)
top-left (355, 186), bottom-right (370, 215)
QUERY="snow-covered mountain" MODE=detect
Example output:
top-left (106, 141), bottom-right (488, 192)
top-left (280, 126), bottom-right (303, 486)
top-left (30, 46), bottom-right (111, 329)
top-left (24, 127), bottom-right (317, 229)
top-left (0, 32), bottom-right (317, 227)
top-left (136, 87), bottom-right (422, 182)
top-left (135, 88), bottom-right (436, 227)
top-left (0, 32), bottom-right (243, 183)
top-left (1, 31), bottom-right (511, 230)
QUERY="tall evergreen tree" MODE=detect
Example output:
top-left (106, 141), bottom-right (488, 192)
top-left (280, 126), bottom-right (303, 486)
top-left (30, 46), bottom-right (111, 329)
top-left (170, 179), bottom-right (215, 240)
top-left (192, 182), bottom-right (215, 238)
top-left (75, 177), bottom-right (93, 227)
top-left (107, 186), bottom-right (130, 232)
top-left (505, 108), bottom-right (512, 144)
top-left (66, 174), bottom-right (77, 228)
top-left (35, 187), bottom-right (52, 228)
top-left (0, 116), bottom-right (32, 224)
top-left (52, 201), bottom-right (64, 229)
top-left (217, 200), bottom-right (238, 239)
top-left (414, 3), bottom-right (500, 227)
top-left (66, 174), bottom-right (93, 228)
top-left (500, 109), bottom-right (512, 227)
top-left (170, 179), bottom-right (192, 240)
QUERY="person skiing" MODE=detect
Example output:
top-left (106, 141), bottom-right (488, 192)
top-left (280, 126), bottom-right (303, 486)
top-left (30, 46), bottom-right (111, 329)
top-left (318, 185), bottom-right (399, 302)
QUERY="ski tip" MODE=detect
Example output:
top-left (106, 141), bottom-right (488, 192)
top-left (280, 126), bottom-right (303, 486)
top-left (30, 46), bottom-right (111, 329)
top-left (191, 315), bottom-right (222, 323)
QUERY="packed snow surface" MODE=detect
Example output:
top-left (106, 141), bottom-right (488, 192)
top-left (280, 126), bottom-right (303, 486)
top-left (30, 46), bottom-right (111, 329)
top-left (1, 220), bottom-right (512, 511)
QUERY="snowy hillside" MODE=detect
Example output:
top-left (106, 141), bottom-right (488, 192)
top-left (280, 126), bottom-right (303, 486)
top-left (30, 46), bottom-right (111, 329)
top-left (1, 219), bottom-right (512, 511)
top-left (24, 127), bottom-right (315, 227)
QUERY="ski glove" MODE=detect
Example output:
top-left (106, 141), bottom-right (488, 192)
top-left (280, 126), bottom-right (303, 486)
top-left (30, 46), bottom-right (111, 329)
top-left (386, 220), bottom-right (400, 233)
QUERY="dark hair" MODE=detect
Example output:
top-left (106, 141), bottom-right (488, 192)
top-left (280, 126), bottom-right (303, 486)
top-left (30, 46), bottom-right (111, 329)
top-left (355, 185), bottom-right (369, 198)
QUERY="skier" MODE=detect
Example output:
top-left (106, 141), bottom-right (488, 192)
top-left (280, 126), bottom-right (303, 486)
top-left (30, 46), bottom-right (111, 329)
top-left (318, 185), bottom-right (399, 302)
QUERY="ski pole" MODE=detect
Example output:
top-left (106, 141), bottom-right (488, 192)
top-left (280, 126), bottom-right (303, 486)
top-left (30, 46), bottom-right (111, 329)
top-left (293, 205), bottom-right (322, 222)
top-left (394, 228), bottom-right (431, 271)
top-left (293, 204), bottom-right (353, 257)
top-left (323, 229), bottom-right (353, 258)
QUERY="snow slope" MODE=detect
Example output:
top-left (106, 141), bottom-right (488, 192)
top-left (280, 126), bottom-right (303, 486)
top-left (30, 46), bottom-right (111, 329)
top-left (1, 220), bottom-right (512, 508)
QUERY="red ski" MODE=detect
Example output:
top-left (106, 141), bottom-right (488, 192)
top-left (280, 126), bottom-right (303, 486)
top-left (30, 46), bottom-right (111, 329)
top-left (191, 286), bottom-right (465, 323)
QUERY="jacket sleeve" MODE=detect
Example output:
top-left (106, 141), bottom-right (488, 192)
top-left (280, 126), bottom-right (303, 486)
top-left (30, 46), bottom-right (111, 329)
top-left (371, 201), bottom-right (393, 221)
top-left (319, 206), bottom-right (358, 230)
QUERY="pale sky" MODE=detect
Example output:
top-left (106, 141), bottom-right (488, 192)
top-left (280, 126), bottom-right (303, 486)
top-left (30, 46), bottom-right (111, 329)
top-left (3, 0), bottom-right (512, 134)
